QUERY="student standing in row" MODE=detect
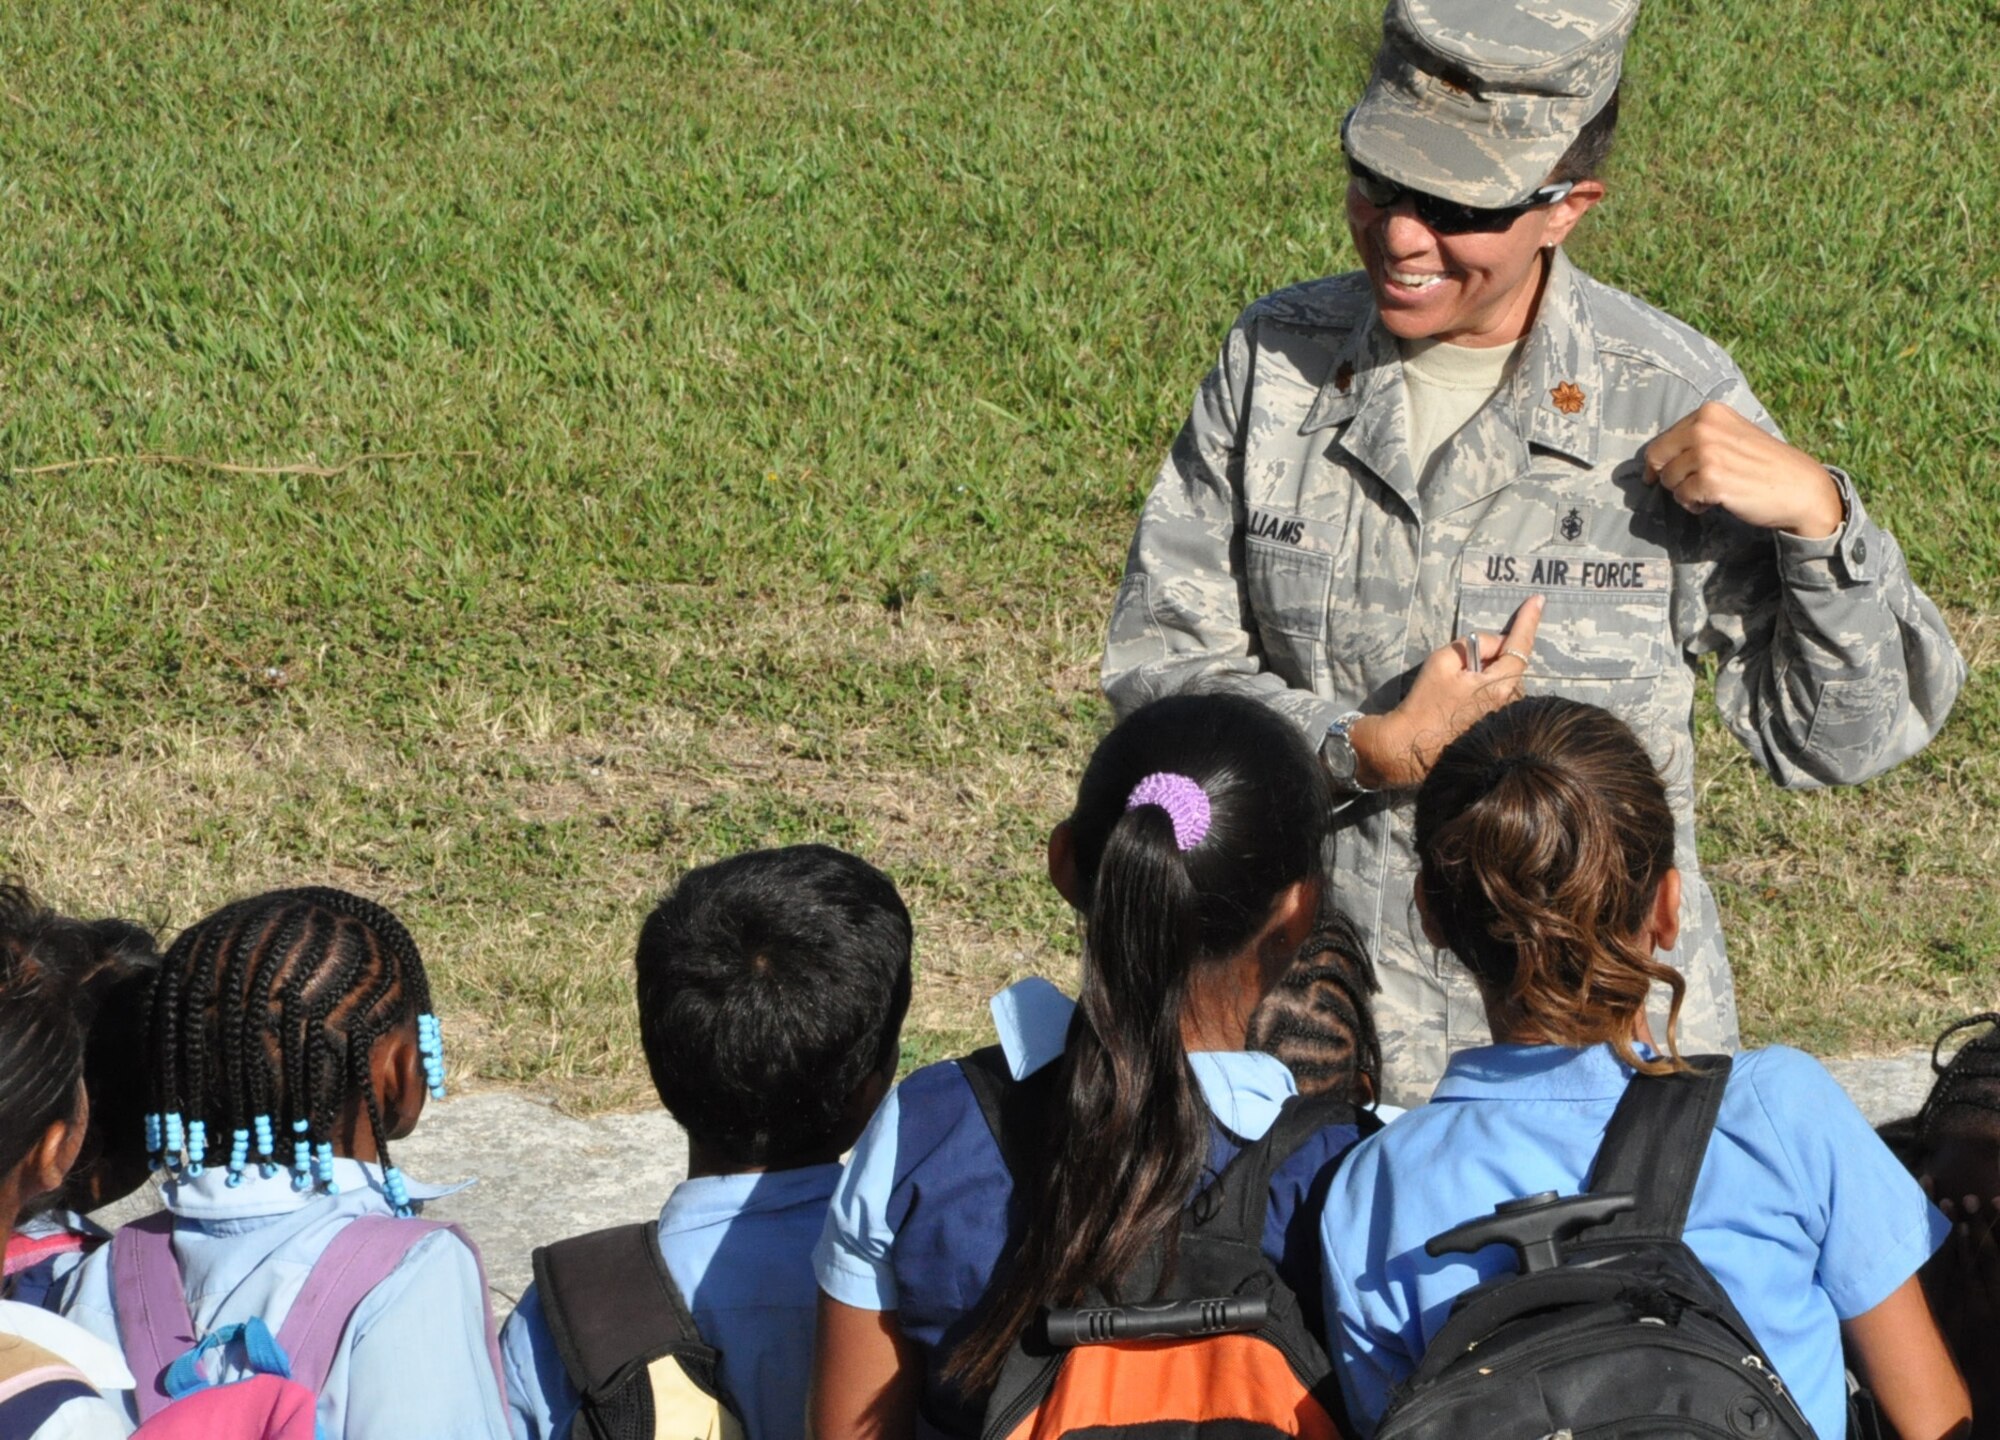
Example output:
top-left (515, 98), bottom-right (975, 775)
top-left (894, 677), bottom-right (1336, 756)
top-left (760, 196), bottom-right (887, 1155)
top-left (1319, 698), bottom-right (1967, 1440)
top-left (1101, 0), bottom-right (1963, 1104)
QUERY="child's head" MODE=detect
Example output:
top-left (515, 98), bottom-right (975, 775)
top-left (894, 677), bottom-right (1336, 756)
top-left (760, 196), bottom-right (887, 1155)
top-left (146, 887), bottom-right (442, 1211)
top-left (954, 692), bottom-right (1331, 1393)
top-left (1247, 895), bottom-right (1380, 1103)
top-left (0, 886), bottom-right (91, 1232)
top-left (1914, 1013), bottom-right (2000, 1204)
top-left (636, 844), bottom-right (912, 1172)
top-left (1415, 696), bottom-right (1683, 1074)
top-left (51, 911), bottom-right (160, 1213)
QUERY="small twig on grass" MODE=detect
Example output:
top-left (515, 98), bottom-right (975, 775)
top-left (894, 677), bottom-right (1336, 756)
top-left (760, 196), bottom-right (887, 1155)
top-left (9, 450), bottom-right (482, 479)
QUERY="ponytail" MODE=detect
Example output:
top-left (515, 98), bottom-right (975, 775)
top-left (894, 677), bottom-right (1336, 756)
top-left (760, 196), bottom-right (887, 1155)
top-left (949, 694), bottom-right (1330, 1394)
top-left (1415, 698), bottom-right (1684, 1074)
top-left (0, 886), bottom-right (90, 1187)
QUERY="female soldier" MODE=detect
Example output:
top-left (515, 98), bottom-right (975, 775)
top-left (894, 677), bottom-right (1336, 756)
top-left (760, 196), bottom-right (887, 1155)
top-left (1102, 0), bottom-right (1963, 1104)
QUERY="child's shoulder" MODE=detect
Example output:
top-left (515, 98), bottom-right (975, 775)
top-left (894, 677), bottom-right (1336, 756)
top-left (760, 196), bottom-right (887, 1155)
top-left (1724, 1045), bottom-right (1851, 1118)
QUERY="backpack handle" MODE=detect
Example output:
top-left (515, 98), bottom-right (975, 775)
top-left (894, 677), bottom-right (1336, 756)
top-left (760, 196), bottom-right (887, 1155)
top-left (1426, 1191), bottom-right (1637, 1275)
top-left (1044, 1295), bottom-right (1269, 1348)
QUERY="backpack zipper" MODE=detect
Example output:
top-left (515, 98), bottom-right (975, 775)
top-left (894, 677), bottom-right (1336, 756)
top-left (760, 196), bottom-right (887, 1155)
top-left (1385, 1322), bottom-right (1810, 1433)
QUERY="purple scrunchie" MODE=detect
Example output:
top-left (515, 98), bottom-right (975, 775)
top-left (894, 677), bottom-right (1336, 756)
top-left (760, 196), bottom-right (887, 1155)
top-left (1125, 772), bottom-right (1212, 852)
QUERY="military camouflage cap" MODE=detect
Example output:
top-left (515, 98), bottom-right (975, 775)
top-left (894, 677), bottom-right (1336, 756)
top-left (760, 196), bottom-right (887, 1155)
top-left (1344, 0), bottom-right (1641, 208)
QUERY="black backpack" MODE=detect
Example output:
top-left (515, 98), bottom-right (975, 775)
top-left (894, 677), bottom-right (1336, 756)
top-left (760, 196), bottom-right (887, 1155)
top-left (957, 1044), bottom-right (1367, 1439)
top-left (1376, 1056), bottom-right (1817, 1440)
top-left (530, 1223), bottom-right (745, 1440)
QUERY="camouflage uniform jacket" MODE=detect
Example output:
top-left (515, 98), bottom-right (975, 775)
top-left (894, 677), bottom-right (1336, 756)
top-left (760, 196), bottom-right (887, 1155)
top-left (1102, 250), bottom-right (1965, 1105)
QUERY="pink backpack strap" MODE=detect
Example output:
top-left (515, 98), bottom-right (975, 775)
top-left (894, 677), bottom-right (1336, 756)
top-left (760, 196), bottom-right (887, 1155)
top-left (109, 1212), bottom-right (198, 1423)
top-left (274, 1215), bottom-right (506, 1403)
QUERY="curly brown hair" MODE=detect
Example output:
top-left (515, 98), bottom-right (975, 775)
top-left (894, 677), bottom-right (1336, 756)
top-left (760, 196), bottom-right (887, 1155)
top-left (1414, 697), bottom-right (1684, 1076)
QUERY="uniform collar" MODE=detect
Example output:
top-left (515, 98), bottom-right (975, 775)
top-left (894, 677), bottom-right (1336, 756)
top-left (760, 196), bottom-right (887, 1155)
top-left (1431, 1042), bottom-right (1636, 1102)
top-left (991, 976), bottom-right (1078, 1080)
top-left (658, 1164), bottom-right (843, 1234)
top-left (162, 1157), bottom-right (470, 1221)
top-left (1301, 248), bottom-right (1603, 487)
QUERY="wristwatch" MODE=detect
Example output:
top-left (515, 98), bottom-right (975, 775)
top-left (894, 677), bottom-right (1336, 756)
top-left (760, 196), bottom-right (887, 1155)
top-left (1321, 710), bottom-right (1372, 793)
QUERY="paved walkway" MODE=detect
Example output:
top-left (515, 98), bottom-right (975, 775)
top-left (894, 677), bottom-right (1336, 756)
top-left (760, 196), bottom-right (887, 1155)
top-left (95, 1051), bottom-right (1938, 1310)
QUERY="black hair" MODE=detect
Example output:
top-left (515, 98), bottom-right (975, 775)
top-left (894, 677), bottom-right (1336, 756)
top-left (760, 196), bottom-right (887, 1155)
top-left (952, 692), bottom-right (1332, 1393)
top-left (148, 887), bottom-right (435, 1181)
top-left (1917, 1013), bottom-right (2000, 1144)
top-left (1550, 85), bottom-right (1620, 184)
top-left (1247, 895), bottom-right (1380, 1104)
top-left (0, 885), bottom-right (90, 1194)
top-left (45, 914), bottom-right (160, 1214)
top-left (636, 844), bottom-right (913, 1168)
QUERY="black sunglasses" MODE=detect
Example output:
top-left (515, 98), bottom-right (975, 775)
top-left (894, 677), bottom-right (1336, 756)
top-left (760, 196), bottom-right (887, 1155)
top-left (1346, 160), bottom-right (1575, 235)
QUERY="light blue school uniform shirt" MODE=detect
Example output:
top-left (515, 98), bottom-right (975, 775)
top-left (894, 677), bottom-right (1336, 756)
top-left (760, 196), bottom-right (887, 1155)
top-left (1320, 1043), bottom-right (1950, 1440)
top-left (62, 1159), bottom-right (505, 1440)
top-left (814, 977), bottom-right (1303, 1312)
top-left (501, 1163), bottom-right (841, 1440)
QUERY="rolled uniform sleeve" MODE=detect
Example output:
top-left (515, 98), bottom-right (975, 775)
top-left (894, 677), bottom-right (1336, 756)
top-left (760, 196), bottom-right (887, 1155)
top-left (1690, 373), bottom-right (1964, 788)
top-left (812, 1087), bottom-right (905, 1310)
top-left (1102, 315), bottom-right (1350, 745)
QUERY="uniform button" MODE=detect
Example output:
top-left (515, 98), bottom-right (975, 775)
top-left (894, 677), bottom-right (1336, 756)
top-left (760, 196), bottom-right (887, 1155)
top-left (1852, 536), bottom-right (1868, 565)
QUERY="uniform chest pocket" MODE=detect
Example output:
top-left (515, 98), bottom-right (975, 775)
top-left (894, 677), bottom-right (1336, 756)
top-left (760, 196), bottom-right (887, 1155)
top-left (1246, 538), bottom-right (1333, 640)
top-left (1456, 551), bottom-right (1671, 680)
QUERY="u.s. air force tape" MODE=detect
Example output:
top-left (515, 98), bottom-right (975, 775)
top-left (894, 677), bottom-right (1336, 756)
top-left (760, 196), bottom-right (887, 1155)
top-left (1462, 552), bottom-right (1669, 593)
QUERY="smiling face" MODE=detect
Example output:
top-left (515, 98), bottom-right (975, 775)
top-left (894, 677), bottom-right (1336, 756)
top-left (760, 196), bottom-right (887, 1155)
top-left (1346, 177), bottom-right (1603, 347)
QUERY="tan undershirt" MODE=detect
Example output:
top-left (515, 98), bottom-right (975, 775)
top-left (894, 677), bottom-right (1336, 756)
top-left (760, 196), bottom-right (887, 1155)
top-left (1400, 336), bottom-right (1523, 488)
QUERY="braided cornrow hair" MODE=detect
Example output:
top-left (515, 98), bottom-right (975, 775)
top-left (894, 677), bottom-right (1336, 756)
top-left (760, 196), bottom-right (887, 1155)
top-left (1917, 1013), bottom-right (2000, 1144)
top-left (146, 887), bottom-right (441, 1215)
top-left (1247, 902), bottom-right (1382, 1104)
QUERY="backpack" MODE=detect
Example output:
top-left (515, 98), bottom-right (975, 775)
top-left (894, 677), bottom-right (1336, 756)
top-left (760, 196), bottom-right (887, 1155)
top-left (958, 1044), bottom-right (1362, 1440)
top-left (112, 1210), bottom-right (505, 1439)
top-left (1375, 1055), bottom-right (1818, 1440)
top-left (0, 1331), bottom-right (104, 1436)
top-left (530, 1222), bottom-right (746, 1440)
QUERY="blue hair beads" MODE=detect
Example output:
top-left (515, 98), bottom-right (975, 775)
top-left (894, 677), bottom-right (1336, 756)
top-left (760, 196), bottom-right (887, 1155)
top-left (225, 1127), bottom-right (250, 1187)
top-left (417, 1012), bottom-right (446, 1099)
top-left (163, 1112), bottom-right (185, 1173)
top-left (185, 1120), bottom-right (208, 1177)
top-left (382, 1166), bottom-right (413, 1218)
top-left (253, 1114), bottom-right (277, 1178)
top-left (144, 1112), bottom-right (164, 1170)
top-left (290, 1118), bottom-right (312, 1193)
top-left (314, 1142), bottom-right (339, 1196)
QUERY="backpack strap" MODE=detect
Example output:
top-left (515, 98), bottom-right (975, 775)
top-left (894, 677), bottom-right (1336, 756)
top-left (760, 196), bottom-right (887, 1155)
top-left (531, 1223), bottom-right (715, 1402)
top-left (1210, 1091), bottom-right (1363, 1244)
top-left (957, 1044), bottom-right (1058, 1185)
top-left (1585, 1054), bottom-right (1732, 1243)
top-left (110, 1211), bottom-right (199, 1422)
top-left (275, 1215), bottom-right (506, 1404)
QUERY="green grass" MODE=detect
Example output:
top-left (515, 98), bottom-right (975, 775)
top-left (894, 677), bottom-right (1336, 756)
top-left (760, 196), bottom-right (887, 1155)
top-left (1, 0), bottom-right (1995, 1103)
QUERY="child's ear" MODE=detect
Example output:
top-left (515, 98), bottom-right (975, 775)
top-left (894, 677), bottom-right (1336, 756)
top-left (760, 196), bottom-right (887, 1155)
top-left (370, 1024), bottom-right (427, 1142)
top-left (1647, 868), bottom-right (1683, 954)
top-left (1046, 821), bottom-right (1082, 910)
top-left (21, 1086), bottom-right (88, 1203)
top-left (1271, 878), bottom-right (1318, 954)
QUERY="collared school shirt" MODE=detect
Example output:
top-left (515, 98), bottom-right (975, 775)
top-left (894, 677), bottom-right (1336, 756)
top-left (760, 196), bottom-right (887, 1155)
top-left (0, 1299), bottom-right (134, 1439)
top-left (815, 978), bottom-right (1361, 1439)
top-left (1102, 248), bottom-right (1965, 1105)
top-left (500, 1161), bottom-right (843, 1440)
top-left (1318, 1043), bottom-right (1950, 1440)
top-left (61, 1159), bottom-right (505, 1440)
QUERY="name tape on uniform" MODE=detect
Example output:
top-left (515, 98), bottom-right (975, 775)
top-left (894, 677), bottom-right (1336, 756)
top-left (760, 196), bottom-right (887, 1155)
top-left (1463, 552), bottom-right (1669, 593)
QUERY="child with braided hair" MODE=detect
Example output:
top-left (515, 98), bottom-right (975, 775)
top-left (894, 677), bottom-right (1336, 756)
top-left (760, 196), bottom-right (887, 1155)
top-left (1897, 1014), bottom-right (2000, 1439)
top-left (59, 886), bottom-right (507, 1439)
